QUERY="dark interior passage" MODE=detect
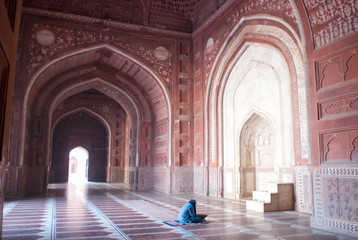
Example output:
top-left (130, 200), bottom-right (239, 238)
top-left (51, 112), bottom-right (107, 183)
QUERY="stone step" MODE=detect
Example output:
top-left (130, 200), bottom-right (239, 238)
top-left (246, 183), bottom-right (294, 212)
top-left (260, 182), bottom-right (279, 193)
top-left (245, 199), bottom-right (278, 212)
top-left (252, 191), bottom-right (278, 203)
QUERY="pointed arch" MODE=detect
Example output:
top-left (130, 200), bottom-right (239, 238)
top-left (51, 110), bottom-right (108, 183)
top-left (51, 107), bottom-right (112, 167)
top-left (19, 43), bottom-right (173, 168)
top-left (204, 16), bottom-right (308, 197)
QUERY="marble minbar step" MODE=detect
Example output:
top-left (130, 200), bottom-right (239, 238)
top-left (246, 183), bottom-right (294, 212)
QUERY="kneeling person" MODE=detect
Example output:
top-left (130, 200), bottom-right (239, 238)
top-left (178, 199), bottom-right (201, 223)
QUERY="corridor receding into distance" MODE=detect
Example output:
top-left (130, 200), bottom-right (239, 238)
top-left (1, 0), bottom-right (358, 239)
top-left (3, 183), bottom-right (356, 240)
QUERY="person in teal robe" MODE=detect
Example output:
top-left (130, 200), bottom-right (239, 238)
top-left (178, 199), bottom-right (200, 223)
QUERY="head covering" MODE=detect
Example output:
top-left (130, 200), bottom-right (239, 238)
top-left (189, 199), bottom-right (197, 215)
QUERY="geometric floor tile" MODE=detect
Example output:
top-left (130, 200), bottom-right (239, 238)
top-left (3, 182), bottom-right (357, 240)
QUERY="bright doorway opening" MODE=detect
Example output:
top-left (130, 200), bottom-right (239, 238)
top-left (68, 147), bottom-right (88, 184)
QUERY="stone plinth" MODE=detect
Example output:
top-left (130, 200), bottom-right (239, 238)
top-left (246, 183), bottom-right (294, 212)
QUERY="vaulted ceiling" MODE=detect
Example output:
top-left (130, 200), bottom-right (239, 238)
top-left (22, 0), bottom-right (229, 33)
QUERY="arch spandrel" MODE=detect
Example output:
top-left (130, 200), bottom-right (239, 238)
top-left (20, 44), bottom-right (172, 169)
top-left (26, 45), bottom-right (169, 122)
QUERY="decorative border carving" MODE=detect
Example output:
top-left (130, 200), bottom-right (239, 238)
top-left (209, 168), bottom-right (218, 196)
top-left (193, 0), bottom-right (298, 38)
top-left (303, 0), bottom-right (358, 48)
top-left (202, 0), bottom-right (298, 80)
top-left (311, 166), bottom-right (358, 237)
top-left (295, 166), bottom-right (313, 213)
top-left (27, 21), bottom-right (173, 83)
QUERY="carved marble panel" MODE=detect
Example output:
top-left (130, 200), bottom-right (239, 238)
top-left (137, 167), bottom-right (153, 190)
top-left (209, 168), bottom-right (218, 197)
top-left (152, 167), bottom-right (170, 193)
top-left (194, 166), bottom-right (204, 195)
top-left (174, 167), bottom-right (194, 194)
top-left (311, 167), bottom-right (358, 237)
top-left (324, 177), bottom-right (358, 221)
top-left (295, 166), bottom-right (313, 213)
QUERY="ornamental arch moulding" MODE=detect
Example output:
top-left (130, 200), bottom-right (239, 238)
top-left (52, 107), bottom-right (112, 150)
top-left (50, 107), bottom-right (112, 183)
top-left (238, 112), bottom-right (275, 198)
top-left (47, 78), bottom-right (140, 163)
top-left (24, 44), bottom-right (171, 117)
top-left (12, 44), bottom-right (173, 194)
top-left (204, 15), bottom-right (309, 198)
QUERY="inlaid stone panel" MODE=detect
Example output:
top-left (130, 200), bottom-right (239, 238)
top-left (323, 177), bottom-right (358, 222)
top-left (311, 167), bottom-right (358, 237)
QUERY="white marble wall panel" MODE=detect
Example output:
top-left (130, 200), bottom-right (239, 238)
top-left (311, 167), bottom-right (358, 237)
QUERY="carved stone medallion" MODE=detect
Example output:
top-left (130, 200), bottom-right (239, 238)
top-left (154, 46), bottom-right (170, 61)
top-left (35, 29), bottom-right (55, 46)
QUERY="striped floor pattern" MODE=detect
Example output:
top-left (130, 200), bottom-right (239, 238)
top-left (3, 182), bottom-right (356, 240)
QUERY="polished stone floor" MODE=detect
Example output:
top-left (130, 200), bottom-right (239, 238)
top-left (3, 182), bottom-right (357, 240)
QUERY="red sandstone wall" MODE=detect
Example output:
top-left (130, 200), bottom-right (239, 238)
top-left (303, 0), bottom-right (358, 165)
top-left (0, 0), bottom-right (22, 235)
top-left (309, 39), bottom-right (358, 164)
top-left (304, 1), bottom-right (358, 236)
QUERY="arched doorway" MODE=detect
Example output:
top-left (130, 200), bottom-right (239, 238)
top-left (221, 43), bottom-right (296, 199)
top-left (68, 147), bottom-right (89, 183)
top-left (217, 43), bottom-right (295, 198)
top-left (50, 112), bottom-right (107, 183)
top-left (204, 18), bottom-right (308, 199)
top-left (240, 113), bottom-right (274, 198)
top-left (11, 43), bottom-right (172, 195)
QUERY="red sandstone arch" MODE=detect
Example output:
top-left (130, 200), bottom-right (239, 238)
top-left (204, 17), bottom-right (308, 197)
top-left (206, 18), bottom-right (303, 163)
top-left (51, 110), bottom-right (108, 183)
top-left (17, 44), bottom-right (172, 193)
top-left (26, 44), bottom-right (169, 121)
